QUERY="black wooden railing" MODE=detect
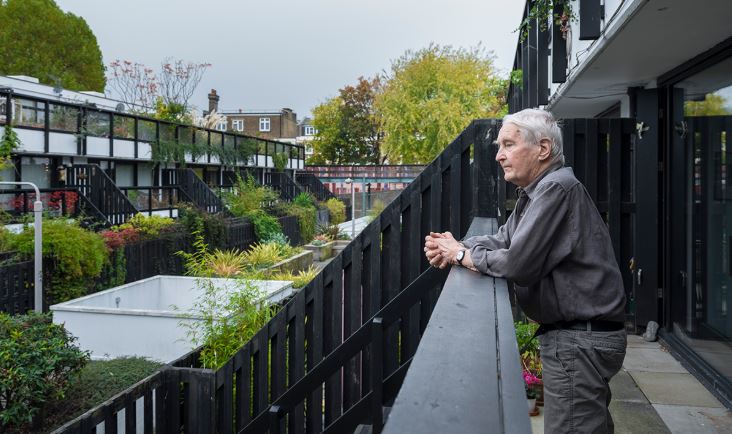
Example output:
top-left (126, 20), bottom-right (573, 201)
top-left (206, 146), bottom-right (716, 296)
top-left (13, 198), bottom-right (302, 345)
top-left (265, 171), bottom-right (304, 201)
top-left (119, 186), bottom-right (183, 217)
top-left (52, 119), bottom-right (521, 433)
top-left (0, 260), bottom-right (34, 315)
top-left (0, 187), bottom-right (107, 224)
top-left (162, 168), bottom-right (229, 215)
top-left (66, 164), bottom-right (138, 225)
top-left (295, 172), bottom-right (337, 202)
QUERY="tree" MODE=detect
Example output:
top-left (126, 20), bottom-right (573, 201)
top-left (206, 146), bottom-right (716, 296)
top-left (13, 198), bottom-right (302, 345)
top-left (684, 93), bottom-right (731, 117)
top-left (107, 58), bottom-right (211, 121)
top-left (0, 0), bottom-right (105, 92)
top-left (309, 77), bottom-right (383, 165)
top-left (375, 44), bottom-right (507, 164)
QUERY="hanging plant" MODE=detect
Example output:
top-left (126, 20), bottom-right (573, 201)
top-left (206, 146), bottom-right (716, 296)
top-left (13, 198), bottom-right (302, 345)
top-left (516, 0), bottom-right (576, 42)
top-left (0, 123), bottom-right (21, 166)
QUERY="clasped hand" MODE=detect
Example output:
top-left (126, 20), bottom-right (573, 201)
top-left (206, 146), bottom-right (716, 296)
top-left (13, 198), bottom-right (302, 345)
top-left (423, 231), bottom-right (462, 269)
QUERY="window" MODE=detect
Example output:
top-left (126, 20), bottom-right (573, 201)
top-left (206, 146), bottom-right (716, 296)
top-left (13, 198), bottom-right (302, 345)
top-left (259, 117), bottom-right (270, 132)
top-left (304, 125), bottom-right (316, 136)
top-left (232, 119), bottom-right (244, 132)
top-left (216, 119), bottom-right (227, 131)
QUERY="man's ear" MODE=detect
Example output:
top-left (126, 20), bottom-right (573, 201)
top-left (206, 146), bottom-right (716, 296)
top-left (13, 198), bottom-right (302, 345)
top-left (538, 138), bottom-right (552, 161)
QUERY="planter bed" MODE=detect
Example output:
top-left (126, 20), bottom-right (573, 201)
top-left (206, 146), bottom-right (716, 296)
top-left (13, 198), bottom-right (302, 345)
top-left (303, 241), bottom-right (334, 261)
top-left (51, 275), bottom-right (294, 363)
top-left (267, 249), bottom-right (314, 274)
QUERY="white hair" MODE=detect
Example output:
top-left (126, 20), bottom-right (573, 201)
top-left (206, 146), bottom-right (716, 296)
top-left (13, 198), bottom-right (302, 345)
top-left (502, 108), bottom-right (564, 165)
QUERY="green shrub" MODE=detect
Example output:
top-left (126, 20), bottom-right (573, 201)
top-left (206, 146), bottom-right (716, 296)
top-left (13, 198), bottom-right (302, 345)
top-left (268, 266), bottom-right (318, 289)
top-left (178, 234), bottom-right (248, 278)
top-left (0, 312), bottom-right (89, 429)
top-left (178, 203), bottom-right (227, 249)
top-left (272, 152), bottom-right (288, 171)
top-left (9, 219), bottom-right (108, 303)
top-left (114, 213), bottom-right (177, 238)
top-left (225, 174), bottom-right (279, 217)
top-left (247, 209), bottom-right (282, 240)
top-left (0, 226), bottom-right (13, 253)
top-left (325, 198), bottom-right (346, 225)
top-left (514, 321), bottom-right (540, 356)
top-left (262, 231), bottom-right (290, 246)
top-left (286, 203), bottom-right (316, 244)
top-left (293, 192), bottom-right (315, 208)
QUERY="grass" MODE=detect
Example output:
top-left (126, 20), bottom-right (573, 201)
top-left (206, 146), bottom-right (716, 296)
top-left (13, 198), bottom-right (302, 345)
top-left (36, 357), bottom-right (162, 433)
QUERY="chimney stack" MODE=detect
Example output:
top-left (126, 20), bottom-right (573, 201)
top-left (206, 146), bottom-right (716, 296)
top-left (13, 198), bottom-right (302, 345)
top-left (208, 89), bottom-right (219, 113)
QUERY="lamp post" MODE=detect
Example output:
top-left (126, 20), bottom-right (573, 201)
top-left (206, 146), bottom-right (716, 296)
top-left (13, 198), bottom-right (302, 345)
top-left (345, 177), bottom-right (355, 238)
top-left (0, 182), bottom-right (43, 312)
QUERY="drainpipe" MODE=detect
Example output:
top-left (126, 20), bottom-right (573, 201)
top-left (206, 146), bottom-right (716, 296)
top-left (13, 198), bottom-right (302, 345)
top-left (0, 181), bottom-right (43, 312)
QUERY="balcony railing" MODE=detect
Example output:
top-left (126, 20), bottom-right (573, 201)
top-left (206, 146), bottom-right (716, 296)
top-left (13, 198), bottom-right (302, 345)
top-left (305, 165), bottom-right (425, 182)
top-left (0, 90), bottom-right (305, 169)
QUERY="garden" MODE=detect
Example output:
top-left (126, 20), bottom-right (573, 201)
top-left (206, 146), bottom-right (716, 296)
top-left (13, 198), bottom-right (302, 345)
top-left (0, 177), bottom-right (349, 432)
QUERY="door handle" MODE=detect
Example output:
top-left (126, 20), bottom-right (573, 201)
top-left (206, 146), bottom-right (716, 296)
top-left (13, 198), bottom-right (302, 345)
top-left (636, 268), bottom-right (643, 286)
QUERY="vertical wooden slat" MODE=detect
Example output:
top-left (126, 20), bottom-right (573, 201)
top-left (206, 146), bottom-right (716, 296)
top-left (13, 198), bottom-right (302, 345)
top-left (380, 205), bottom-right (401, 377)
top-left (306, 275), bottom-right (324, 433)
top-left (552, 1), bottom-right (568, 83)
top-left (608, 118), bottom-right (623, 266)
top-left (584, 119), bottom-right (599, 203)
top-left (235, 345), bottom-right (252, 430)
top-left (343, 238), bottom-right (363, 410)
top-left (217, 360), bottom-right (234, 434)
top-left (324, 256), bottom-right (343, 424)
top-left (449, 154), bottom-right (462, 236)
top-left (288, 290), bottom-right (306, 434)
top-left (124, 397), bottom-right (136, 434)
top-left (254, 332), bottom-right (269, 416)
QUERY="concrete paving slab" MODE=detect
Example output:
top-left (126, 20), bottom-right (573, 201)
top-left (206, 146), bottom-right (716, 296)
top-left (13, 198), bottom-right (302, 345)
top-left (610, 370), bottom-right (648, 403)
top-left (610, 400), bottom-right (670, 434)
top-left (629, 372), bottom-right (724, 408)
top-left (652, 404), bottom-right (732, 434)
top-left (623, 348), bottom-right (687, 373)
top-left (530, 406), bottom-right (544, 434)
top-left (627, 334), bottom-right (661, 349)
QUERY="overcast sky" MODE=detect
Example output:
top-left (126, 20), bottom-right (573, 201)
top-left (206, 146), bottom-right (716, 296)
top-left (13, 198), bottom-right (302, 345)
top-left (56, 0), bottom-right (524, 118)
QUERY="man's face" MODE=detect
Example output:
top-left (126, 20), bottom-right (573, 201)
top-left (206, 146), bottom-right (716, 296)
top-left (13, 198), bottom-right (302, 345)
top-left (495, 123), bottom-right (542, 188)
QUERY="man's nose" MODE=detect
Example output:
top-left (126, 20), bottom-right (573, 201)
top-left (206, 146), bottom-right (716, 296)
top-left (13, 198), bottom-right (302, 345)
top-left (495, 148), bottom-right (505, 162)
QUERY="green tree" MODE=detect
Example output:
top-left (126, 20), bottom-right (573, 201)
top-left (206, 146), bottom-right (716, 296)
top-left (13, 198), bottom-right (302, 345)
top-left (308, 77), bottom-right (382, 165)
top-left (684, 93), bottom-right (731, 117)
top-left (375, 44), bottom-right (507, 164)
top-left (0, 0), bottom-right (105, 92)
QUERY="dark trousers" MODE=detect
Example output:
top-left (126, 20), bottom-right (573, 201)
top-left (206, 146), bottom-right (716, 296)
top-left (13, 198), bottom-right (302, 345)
top-left (539, 328), bottom-right (627, 434)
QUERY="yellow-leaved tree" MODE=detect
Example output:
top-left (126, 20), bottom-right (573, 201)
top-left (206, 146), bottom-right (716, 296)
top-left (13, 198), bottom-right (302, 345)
top-left (375, 44), bottom-right (507, 164)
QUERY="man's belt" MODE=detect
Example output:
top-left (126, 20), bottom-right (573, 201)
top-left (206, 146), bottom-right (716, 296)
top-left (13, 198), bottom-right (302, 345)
top-left (540, 320), bottom-right (624, 333)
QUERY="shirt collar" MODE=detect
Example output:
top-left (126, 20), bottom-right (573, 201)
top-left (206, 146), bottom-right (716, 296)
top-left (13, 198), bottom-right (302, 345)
top-left (518, 160), bottom-right (564, 200)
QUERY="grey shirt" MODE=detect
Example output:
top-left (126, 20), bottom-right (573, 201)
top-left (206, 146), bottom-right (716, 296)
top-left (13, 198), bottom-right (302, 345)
top-left (462, 164), bottom-right (626, 324)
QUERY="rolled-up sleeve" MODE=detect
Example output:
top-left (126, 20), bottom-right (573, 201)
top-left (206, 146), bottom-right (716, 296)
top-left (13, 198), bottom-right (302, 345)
top-left (467, 182), bottom-right (574, 286)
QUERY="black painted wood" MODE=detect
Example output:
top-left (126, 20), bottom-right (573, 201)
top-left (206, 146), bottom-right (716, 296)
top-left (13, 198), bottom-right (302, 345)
top-left (552, 2), bottom-right (568, 83)
top-left (579, 0), bottom-right (602, 40)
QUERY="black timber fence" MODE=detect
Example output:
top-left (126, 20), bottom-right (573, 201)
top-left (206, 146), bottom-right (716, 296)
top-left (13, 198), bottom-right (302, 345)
top-left (0, 260), bottom-right (34, 315)
top-left (52, 119), bottom-right (509, 433)
top-left (66, 164), bottom-right (138, 226)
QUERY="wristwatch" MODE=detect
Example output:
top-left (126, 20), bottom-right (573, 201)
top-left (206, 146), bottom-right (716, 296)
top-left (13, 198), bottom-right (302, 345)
top-left (456, 249), bottom-right (466, 265)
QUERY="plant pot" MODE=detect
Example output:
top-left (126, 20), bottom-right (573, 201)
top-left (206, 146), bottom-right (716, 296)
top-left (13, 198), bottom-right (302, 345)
top-left (528, 398), bottom-right (539, 417)
top-left (303, 241), bottom-right (334, 261)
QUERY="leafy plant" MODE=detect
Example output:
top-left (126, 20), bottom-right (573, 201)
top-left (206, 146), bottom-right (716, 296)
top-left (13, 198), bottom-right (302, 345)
top-left (114, 213), bottom-right (177, 238)
top-left (272, 151), bottom-right (288, 171)
top-left (0, 123), bottom-right (20, 176)
top-left (325, 198), bottom-right (346, 225)
top-left (242, 242), bottom-right (286, 270)
top-left (9, 219), bottom-right (108, 303)
top-left (247, 209), bottom-right (282, 241)
top-left (285, 203), bottom-right (316, 244)
top-left (177, 203), bottom-right (227, 249)
top-left (268, 266), bottom-right (318, 289)
top-left (261, 231), bottom-right (290, 247)
top-left (293, 192), bottom-right (315, 208)
top-left (516, 0), bottom-right (576, 42)
top-left (0, 312), bottom-right (89, 429)
top-left (181, 278), bottom-right (275, 370)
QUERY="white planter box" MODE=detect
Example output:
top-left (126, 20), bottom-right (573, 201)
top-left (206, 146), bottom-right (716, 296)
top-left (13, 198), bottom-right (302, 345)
top-left (51, 275), bottom-right (294, 363)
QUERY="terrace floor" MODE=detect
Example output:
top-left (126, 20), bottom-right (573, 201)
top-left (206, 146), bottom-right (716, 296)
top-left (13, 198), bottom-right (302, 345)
top-left (530, 335), bottom-right (732, 433)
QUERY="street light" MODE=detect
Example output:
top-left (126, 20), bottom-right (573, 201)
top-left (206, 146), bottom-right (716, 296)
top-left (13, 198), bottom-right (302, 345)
top-left (0, 182), bottom-right (43, 312)
top-left (345, 177), bottom-right (355, 238)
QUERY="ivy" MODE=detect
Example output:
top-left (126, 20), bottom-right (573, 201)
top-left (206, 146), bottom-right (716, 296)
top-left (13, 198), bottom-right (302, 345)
top-left (0, 124), bottom-right (20, 174)
top-left (516, 0), bottom-right (576, 42)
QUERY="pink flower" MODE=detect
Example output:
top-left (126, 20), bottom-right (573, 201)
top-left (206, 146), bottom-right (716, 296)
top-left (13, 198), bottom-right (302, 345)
top-left (522, 370), bottom-right (541, 386)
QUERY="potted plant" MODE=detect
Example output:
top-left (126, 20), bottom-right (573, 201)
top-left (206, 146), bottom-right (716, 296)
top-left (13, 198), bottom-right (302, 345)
top-left (515, 321), bottom-right (543, 415)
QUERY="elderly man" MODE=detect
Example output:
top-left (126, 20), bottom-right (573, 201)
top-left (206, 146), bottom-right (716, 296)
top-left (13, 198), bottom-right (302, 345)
top-left (424, 109), bottom-right (626, 434)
